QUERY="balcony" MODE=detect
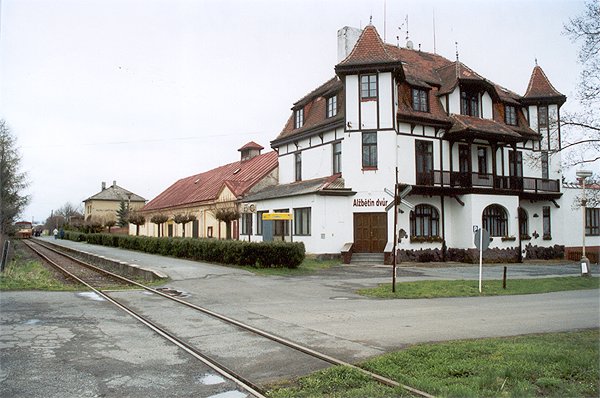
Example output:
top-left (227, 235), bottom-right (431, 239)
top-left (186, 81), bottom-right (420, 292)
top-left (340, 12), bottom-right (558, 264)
top-left (415, 171), bottom-right (560, 194)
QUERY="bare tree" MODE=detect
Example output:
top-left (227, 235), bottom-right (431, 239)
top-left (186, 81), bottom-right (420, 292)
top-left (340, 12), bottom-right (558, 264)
top-left (150, 214), bottom-right (169, 237)
top-left (0, 120), bottom-right (30, 239)
top-left (128, 211), bottom-right (146, 236)
top-left (213, 207), bottom-right (239, 240)
top-left (173, 213), bottom-right (197, 238)
top-left (561, 1), bottom-right (600, 167)
top-left (104, 216), bottom-right (117, 233)
top-left (56, 202), bottom-right (83, 222)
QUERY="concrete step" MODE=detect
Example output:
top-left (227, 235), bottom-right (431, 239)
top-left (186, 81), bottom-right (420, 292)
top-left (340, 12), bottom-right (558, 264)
top-left (350, 253), bottom-right (385, 265)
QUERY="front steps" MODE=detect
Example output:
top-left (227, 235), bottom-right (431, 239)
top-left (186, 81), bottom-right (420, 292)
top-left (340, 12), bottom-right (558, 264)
top-left (349, 252), bottom-right (385, 265)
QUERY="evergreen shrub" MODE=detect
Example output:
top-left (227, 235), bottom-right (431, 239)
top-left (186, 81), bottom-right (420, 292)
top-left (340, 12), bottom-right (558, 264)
top-left (55, 233), bottom-right (305, 268)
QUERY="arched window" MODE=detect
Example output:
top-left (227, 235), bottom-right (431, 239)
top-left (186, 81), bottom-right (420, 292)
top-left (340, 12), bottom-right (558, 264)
top-left (518, 208), bottom-right (529, 238)
top-left (482, 205), bottom-right (508, 237)
top-left (410, 204), bottom-right (440, 238)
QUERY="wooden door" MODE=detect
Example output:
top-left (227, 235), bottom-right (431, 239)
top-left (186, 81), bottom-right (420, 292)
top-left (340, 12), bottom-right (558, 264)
top-left (353, 213), bottom-right (387, 253)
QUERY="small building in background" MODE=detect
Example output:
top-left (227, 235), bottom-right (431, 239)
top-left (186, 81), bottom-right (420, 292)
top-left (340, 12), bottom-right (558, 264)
top-left (83, 181), bottom-right (146, 223)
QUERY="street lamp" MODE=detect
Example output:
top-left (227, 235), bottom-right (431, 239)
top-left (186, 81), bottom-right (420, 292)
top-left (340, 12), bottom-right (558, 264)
top-left (576, 169), bottom-right (592, 277)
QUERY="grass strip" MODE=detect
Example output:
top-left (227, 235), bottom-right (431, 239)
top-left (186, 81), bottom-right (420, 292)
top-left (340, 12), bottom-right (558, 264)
top-left (358, 276), bottom-right (599, 299)
top-left (247, 258), bottom-right (340, 276)
top-left (0, 258), bottom-right (77, 291)
top-left (267, 329), bottom-right (599, 398)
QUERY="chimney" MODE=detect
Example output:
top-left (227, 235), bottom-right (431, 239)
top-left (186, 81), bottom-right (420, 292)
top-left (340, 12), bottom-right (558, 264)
top-left (112, 180), bottom-right (117, 188)
top-left (101, 182), bottom-right (106, 190)
top-left (337, 26), bottom-right (362, 62)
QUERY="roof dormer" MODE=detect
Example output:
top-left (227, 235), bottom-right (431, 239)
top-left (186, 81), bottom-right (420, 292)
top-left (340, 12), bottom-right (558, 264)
top-left (238, 141), bottom-right (264, 162)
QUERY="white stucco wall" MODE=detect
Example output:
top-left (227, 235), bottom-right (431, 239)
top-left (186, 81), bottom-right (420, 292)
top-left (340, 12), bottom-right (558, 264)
top-left (345, 75), bottom-right (359, 129)
top-left (378, 72), bottom-right (393, 129)
top-left (249, 194), bottom-right (353, 254)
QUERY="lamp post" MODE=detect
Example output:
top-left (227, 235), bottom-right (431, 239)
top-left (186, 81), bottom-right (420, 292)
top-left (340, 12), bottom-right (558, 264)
top-left (576, 170), bottom-right (592, 277)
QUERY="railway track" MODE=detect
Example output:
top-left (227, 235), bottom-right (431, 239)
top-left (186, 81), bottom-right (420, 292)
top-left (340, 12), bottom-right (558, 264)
top-left (24, 239), bottom-right (434, 398)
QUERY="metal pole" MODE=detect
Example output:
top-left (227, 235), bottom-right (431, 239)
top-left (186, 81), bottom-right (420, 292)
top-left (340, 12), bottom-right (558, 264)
top-left (582, 178), bottom-right (586, 259)
top-left (478, 226), bottom-right (483, 293)
top-left (392, 168), bottom-right (398, 293)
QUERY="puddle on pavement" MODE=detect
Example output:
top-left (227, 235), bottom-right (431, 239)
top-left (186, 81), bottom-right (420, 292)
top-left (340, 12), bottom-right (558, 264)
top-left (198, 374), bottom-right (226, 385)
top-left (23, 319), bottom-right (42, 325)
top-left (76, 292), bottom-right (106, 301)
top-left (207, 391), bottom-right (248, 398)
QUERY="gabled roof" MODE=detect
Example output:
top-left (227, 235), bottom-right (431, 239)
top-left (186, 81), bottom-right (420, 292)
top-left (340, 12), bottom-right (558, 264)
top-left (523, 65), bottom-right (566, 104)
top-left (143, 150), bottom-right (278, 212)
top-left (242, 174), bottom-right (354, 202)
top-left (84, 184), bottom-right (146, 203)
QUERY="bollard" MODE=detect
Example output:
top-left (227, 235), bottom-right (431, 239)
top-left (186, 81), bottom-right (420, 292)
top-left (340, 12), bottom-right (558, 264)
top-left (502, 266), bottom-right (507, 289)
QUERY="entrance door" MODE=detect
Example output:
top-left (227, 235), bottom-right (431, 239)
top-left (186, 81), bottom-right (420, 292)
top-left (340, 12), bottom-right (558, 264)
top-left (353, 213), bottom-right (387, 253)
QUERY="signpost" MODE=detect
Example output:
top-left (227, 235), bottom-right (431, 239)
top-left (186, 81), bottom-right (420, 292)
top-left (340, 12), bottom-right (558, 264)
top-left (262, 213), bottom-right (293, 220)
top-left (474, 226), bottom-right (489, 293)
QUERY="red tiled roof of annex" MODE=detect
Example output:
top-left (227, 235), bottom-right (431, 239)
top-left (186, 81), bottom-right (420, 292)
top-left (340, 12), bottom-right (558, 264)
top-left (143, 150), bottom-right (278, 212)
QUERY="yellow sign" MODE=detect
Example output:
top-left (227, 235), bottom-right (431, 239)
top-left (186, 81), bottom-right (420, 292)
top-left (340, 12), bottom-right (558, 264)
top-left (262, 213), bottom-right (293, 220)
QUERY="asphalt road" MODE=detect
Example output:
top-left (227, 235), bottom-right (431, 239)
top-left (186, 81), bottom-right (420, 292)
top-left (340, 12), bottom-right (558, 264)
top-left (1, 238), bottom-right (598, 397)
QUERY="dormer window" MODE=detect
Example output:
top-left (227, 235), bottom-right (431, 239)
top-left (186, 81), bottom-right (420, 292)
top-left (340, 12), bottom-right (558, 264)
top-left (327, 95), bottom-right (337, 118)
top-left (294, 108), bottom-right (304, 129)
top-left (460, 90), bottom-right (479, 117)
top-left (412, 88), bottom-right (429, 112)
top-left (505, 105), bottom-right (517, 125)
top-left (360, 74), bottom-right (377, 99)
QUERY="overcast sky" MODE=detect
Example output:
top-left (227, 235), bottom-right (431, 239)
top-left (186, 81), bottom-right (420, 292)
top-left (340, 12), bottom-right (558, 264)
top-left (0, 0), bottom-right (587, 223)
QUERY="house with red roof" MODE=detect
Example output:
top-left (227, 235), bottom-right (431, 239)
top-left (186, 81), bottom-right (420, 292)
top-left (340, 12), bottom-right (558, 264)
top-left (136, 142), bottom-right (277, 239)
top-left (241, 24), bottom-right (598, 262)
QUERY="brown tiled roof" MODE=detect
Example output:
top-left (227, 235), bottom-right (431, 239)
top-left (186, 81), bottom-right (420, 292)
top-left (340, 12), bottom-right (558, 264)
top-left (337, 25), bottom-right (395, 67)
top-left (523, 65), bottom-right (565, 102)
top-left (446, 115), bottom-right (524, 142)
top-left (492, 102), bottom-right (540, 140)
top-left (278, 25), bottom-right (557, 147)
top-left (396, 82), bottom-right (451, 126)
top-left (386, 45), bottom-right (452, 85)
top-left (273, 77), bottom-right (344, 144)
top-left (143, 151), bottom-right (278, 212)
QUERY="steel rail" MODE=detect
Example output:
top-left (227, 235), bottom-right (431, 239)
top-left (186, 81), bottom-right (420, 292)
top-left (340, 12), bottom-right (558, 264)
top-left (29, 239), bottom-right (435, 398)
top-left (24, 240), bottom-right (266, 398)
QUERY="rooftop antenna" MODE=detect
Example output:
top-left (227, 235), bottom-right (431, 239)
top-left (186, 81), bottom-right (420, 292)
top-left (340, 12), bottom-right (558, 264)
top-left (384, 0), bottom-right (387, 42)
top-left (433, 9), bottom-right (437, 54)
top-left (455, 41), bottom-right (460, 77)
top-left (535, 57), bottom-right (538, 66)
top-left (397, 18), bottom-right (405, 48)
top-left (369, 14), bottom-right (373, 25)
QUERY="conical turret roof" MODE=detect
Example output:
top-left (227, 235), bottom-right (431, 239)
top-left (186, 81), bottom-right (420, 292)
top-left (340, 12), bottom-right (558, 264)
top-left (523, 65), bottom-right (566, 104)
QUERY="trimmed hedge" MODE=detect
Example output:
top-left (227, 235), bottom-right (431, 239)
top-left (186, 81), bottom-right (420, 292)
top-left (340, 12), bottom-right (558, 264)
top-left (61, 232), bottom-right (305, 268)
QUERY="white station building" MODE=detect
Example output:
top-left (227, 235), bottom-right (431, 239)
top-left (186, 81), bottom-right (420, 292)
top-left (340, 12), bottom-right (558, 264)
top-left (242, 25), bottom-right (599, 263)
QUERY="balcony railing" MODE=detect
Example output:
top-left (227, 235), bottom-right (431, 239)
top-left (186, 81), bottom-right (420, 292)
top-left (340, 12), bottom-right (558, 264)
top-left (416, 171), bottom-right (560, 193)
